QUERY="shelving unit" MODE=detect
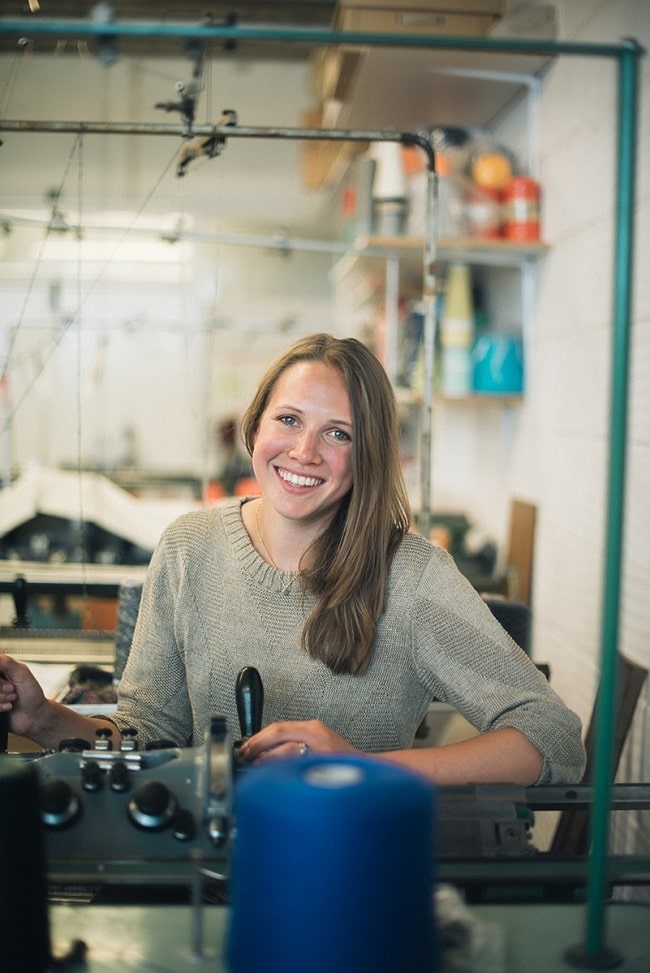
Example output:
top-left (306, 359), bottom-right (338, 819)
top-left (332, 231), bottom-right (538, 524)
top-left (319, 42), bottom-right (551, 473)
top-left (331, 234), bottom-right (545, 394)
top-left (326, 44), bottom-right (549, 526)
top-left (333, 236), bottom-right (547, 273)
top-left (331, 236), bottom-right (547, 299)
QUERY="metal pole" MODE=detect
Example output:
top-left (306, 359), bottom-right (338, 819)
top-left (419, 168), bottom-right (439, 540)
top-left (586, 36), bottom-right (641, 956)
top-left (0, 18), bottom-right (628, 59)
top-left (383, 254), bottom-right (400, 385)
top-left (564, 38), bottom-right (642, 970)
top-left (0, 118), bottom-right (430, 160)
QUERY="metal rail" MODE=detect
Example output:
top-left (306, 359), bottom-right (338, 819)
top-left (0, 19), bottom-right (632, 58)
top-left (0, 118), bottom-right (433, 168)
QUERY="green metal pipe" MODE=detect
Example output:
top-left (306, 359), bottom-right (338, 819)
top-left (0, 18), bottom-right (630, 60)
top-left (581, 38), bottom-right (642, 962)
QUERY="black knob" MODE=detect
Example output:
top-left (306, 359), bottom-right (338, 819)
top-left (127, 780), bottom-right (178, 831)
top-left (95, 727), bottom-right (113, 751)
top-left (120, 727), bottom-right (139, 752)
top-left (58, 738), bottom-right (91, 753)
top-left (236, 666), bottom-right (264, 739)
top-left (81, 760), bottom-right (104, 793)
top-left (210, 716), bottom-right (227, 742)
top-left (172, 808), bottom-right (195, 841)
top-left (39, 779), bottom-right (82, 829)
top-left (109, 761), bottom-right (130, 793)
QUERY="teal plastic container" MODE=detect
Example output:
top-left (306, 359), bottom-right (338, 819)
top-left (472, 334), bottom-right (524, 393)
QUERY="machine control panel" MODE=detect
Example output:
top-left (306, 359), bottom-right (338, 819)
top-left (28, 666), bottom-right (265, 884)
top-left (35, 719), bottom-right (233, 879)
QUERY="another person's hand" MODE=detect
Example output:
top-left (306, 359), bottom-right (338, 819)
top-left (1, 652), bottom-right (123, 752)
top-left (239, 718), bottom-right (359, 764)
top-left (0, 653), bottom-right (50, 740)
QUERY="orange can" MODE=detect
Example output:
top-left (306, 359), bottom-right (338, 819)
top-left (504, 176), bottom-right (540, 241)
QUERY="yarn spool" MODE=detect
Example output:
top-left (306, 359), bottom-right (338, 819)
top-left (225, 755), bottom-right (438, 973)
top-left (0, 760), bottom-right (51, 972)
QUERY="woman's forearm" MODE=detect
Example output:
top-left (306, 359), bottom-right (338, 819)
top-left (378, 727), bottom-right (544, 787)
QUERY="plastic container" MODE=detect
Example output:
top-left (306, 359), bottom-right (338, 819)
top-left (504, 177), bottom-right (540, 241)
top-left (465, 185), bottom-right (502, 239)
top-left (441, 263), bottom-right (474, 349)
top-left (373, 197), bottom-right (408, 236)
top-left (440, 347), bottom-right (473, 396)
top-left (472, 334), bottom-right (524, 394)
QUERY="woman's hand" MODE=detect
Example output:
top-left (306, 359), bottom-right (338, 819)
top-left (239, 719), bottom-right (359, 764)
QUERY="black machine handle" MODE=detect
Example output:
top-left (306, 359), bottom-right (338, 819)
top-left (0, 663), bottom-right (9, 752)
top-left (12, 575), bottom-right (30, 628)
top-left (0, 671), bottom-right (8, 752)
top-left (235, 666), bottom-right (264, 740)
top-left (0, 710), bottom-right (8, 753)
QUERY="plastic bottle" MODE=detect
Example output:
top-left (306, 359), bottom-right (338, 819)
top-left (440, 263), bottom-right (474, 395)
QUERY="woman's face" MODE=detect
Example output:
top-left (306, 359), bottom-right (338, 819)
top-left (252, 360), bottom-right (354, 527)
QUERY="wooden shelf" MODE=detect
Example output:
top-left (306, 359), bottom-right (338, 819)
top-left (331, 236), bottom-right (547, 285)
top-left (436, 392), bottom-right (523, 404)
top-left (357, 234), bottom-right (546, 256)
top-left (332, 46), bottom-right (551, 132)
top-left (394, 387), bottom-right (523, 406)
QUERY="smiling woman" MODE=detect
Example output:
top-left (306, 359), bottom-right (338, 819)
top-left (0, 332), bottom-right (586, 789)
top-left (247, 360), bottom-right (355, 558)
top-left (240, 334), bottom-right (407, 675)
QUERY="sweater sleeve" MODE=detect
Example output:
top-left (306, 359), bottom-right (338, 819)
top-left (404, 541), bottom-right (586, 785)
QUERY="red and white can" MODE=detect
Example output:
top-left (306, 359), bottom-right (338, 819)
top-left (504, 176), bottom-right (540, 241)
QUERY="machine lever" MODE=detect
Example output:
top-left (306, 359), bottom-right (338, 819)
top-left (0, 671), bottom-right (8, 752)
top-left (235, 666), bottom-right (264, 739)
top-left (12, 575), bottom-right (30, 628)
top-left (0, 710), bottom-right (8, 753)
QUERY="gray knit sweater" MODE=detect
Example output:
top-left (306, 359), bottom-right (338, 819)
top-left (113, 499), bottom-right (585, 784)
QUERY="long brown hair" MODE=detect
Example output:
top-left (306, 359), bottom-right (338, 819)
top-left (241, 333), bottom-right (411, 674)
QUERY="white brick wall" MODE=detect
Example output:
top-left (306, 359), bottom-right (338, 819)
top-left (460, 0), bottom-right (650, 881)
